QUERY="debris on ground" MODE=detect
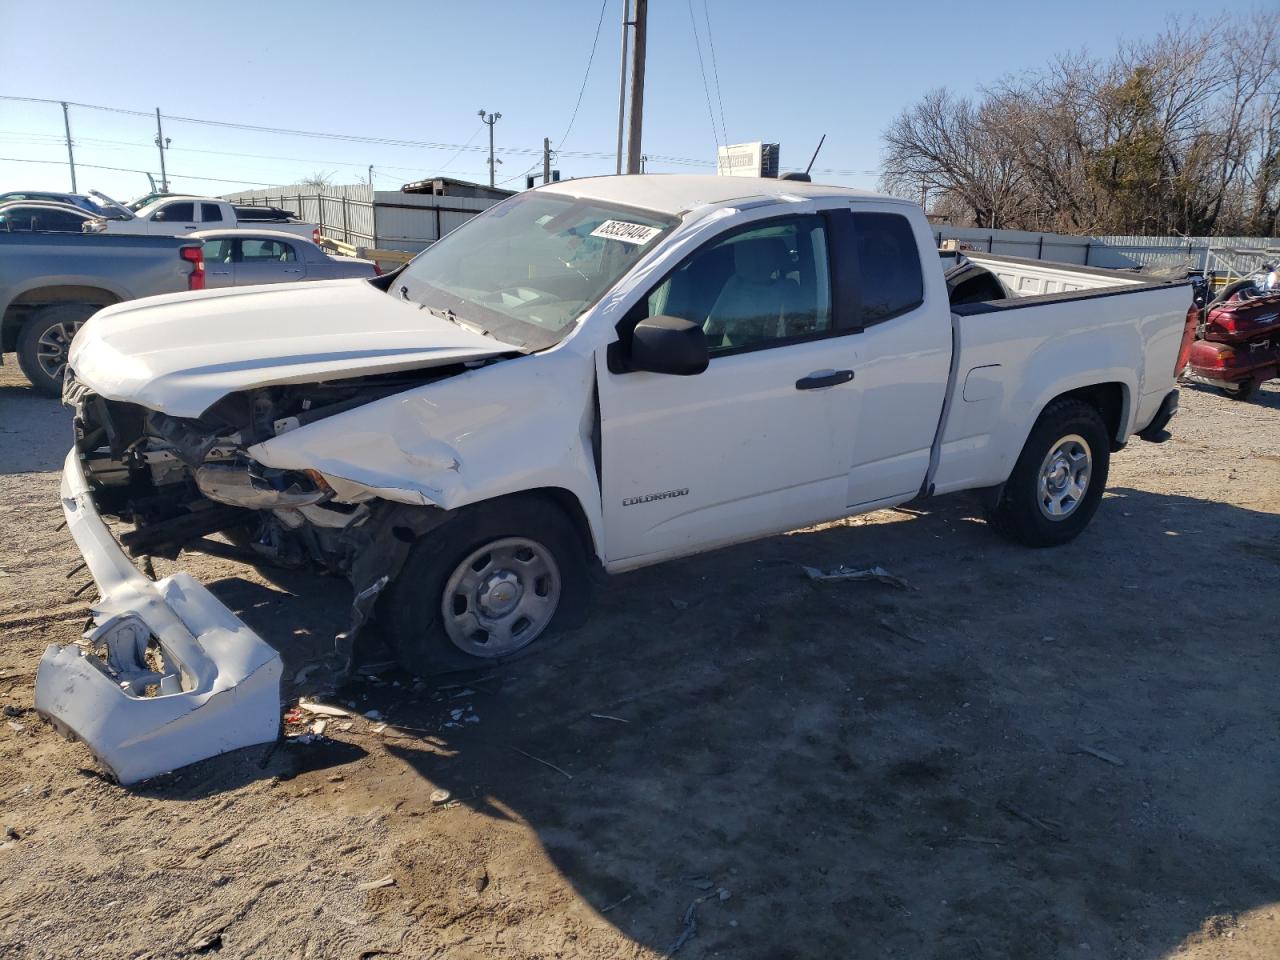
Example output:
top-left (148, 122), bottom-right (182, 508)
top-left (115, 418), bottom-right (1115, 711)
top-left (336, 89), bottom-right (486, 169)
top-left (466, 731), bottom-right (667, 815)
top-left (1078, 745), bottom-right (1125, 766)
top-left (801, 564), bottom-right (910, 589)
top-left (430, 789), bottom-right (451, 805)
top-left (356, 875), bottom-right (395, 891)
top-left (998, 800), bottom-right (1068, 842)
top-left (298, 700), bottom-right (352, 718)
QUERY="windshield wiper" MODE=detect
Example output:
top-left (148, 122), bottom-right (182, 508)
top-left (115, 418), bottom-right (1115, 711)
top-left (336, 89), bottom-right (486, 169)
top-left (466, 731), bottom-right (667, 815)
top-left (426, 305), bottom-right (493, 340)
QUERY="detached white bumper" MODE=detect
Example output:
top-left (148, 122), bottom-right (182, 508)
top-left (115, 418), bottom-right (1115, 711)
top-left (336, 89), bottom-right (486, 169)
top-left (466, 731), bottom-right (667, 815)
top-left (34, 450), bottom-right (282, 785)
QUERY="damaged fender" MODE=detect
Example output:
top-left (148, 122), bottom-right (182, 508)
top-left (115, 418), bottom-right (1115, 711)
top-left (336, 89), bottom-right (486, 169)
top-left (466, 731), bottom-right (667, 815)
top-left (34, 450), bottom-right (282, 785)
top-left (248, 348), bottom-right (606, 552)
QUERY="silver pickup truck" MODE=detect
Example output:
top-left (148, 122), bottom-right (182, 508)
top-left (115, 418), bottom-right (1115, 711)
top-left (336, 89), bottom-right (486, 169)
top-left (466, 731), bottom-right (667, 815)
top-left (0, 232), bottom-right (204, 395)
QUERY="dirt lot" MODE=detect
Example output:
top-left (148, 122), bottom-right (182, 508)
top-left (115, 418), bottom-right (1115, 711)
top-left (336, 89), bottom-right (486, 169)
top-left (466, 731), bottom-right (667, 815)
top-left (1, 359), bottom-right (1278, 960)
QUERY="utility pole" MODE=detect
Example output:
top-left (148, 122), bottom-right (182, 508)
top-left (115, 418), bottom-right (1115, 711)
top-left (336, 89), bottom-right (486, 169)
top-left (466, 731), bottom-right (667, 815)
top-left (543, 137), bottom-right (551, 187)
top-left (478, 109), bottom-right (502, 188)
top-left (154, 108), bottom-right (170, 193)
top-left (368, 165), bottom-right (374, 189)
top-left (615, 0), bottom-right (631, 175)
top-left (625, 0), bottom-right (648, 175)
top-left (60, 102), bottom-right (76, 192)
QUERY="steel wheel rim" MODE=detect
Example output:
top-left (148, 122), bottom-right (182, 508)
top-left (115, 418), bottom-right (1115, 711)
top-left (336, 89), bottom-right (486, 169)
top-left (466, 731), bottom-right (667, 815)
top-left (1037, 434), bottom-right (1091, 521)
top-left (35, 319), bottom-right (85, 383)
top-left (441, 536), bottom-right (561, 657)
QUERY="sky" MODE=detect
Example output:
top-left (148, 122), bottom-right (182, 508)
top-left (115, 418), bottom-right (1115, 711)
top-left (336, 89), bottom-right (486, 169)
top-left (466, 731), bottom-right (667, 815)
top-left (0, 0), bottom-right (1266, 202)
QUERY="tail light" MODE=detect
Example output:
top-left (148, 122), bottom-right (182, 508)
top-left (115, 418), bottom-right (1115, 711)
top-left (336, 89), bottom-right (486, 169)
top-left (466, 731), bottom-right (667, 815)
top-left (181, 245), bottom-right (205, 291)
top-left (1175, 300), bottom-right (1199, 376)
top-left (372, 261), bottom-right (383, 276)
top-left (312, 228), bottom-right (321, 244)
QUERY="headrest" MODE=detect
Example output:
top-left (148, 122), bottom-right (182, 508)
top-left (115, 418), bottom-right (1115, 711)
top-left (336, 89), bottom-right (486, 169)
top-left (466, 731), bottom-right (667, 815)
top-left (732, 237), bottom-right (785, 284)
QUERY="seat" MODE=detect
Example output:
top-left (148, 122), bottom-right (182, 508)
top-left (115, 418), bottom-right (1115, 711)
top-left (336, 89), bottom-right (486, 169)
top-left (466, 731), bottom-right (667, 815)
top-left (704, 237), bottom-right (799, 348)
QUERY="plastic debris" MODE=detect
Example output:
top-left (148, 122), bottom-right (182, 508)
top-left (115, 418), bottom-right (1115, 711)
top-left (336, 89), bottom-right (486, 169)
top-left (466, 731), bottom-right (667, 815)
top-left (363, 709), bottom-right (384, 721)
top-left (430, 788), bottom-right (451, 805)
top-left (298, 700), bottom-right (351, 718)
top-left (801, 564), bottom-right (909, 589)
top-left (6, 721), bottom-right (25, 733)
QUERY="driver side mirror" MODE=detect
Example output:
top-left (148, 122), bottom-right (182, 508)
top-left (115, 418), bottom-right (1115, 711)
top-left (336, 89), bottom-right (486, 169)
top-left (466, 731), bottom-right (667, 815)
top-left (152, 210), bottom-right (166, 221)
top-left (630, 315), bottom-right (709, 376)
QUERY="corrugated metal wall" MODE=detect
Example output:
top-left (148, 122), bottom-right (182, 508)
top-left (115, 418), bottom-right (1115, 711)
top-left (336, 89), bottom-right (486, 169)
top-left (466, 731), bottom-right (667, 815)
top-left (934, 226), bottom-right (1278, 274)
top-left (224, 184), bottom-right (501, 253)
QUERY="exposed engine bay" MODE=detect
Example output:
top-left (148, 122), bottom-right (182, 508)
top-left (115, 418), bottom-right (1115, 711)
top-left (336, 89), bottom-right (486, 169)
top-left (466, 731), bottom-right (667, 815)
top-left (64, 364), bottom-right (478, 604)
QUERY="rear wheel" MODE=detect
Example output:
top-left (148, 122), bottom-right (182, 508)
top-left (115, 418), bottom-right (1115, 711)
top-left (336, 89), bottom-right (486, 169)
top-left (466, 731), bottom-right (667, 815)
top-left (17, 302), bottom-right (101, 396)
top-left (1222, 379), bottom-right (1257, 402)
top-left (986, 398), bottom-right (1110, 547)
top-left (381, 495), bottom-right (590, 676)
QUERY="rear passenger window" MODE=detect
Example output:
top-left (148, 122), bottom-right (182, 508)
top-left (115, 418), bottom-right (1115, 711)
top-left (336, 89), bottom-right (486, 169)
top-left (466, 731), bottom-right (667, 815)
top-left (850, 213), bottom-right (923, 324)
top-left (201, 203), bottom-right (223, 222)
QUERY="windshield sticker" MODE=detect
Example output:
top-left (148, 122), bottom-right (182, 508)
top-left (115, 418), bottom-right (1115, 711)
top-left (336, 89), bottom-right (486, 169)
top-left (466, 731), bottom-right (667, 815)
top-left (590, 219), bottom-right (663, 245)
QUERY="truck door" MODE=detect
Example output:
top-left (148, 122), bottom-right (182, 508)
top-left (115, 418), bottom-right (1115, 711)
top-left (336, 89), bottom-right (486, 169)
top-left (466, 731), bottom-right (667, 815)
top-left (598, 213), bottom-right (860, 565)
top-left (150, 200), bottom-right (196, 235)
top-left (828, 208), bottom-right (952, 506)
top-left (198, 202), bottom-right (227, 230)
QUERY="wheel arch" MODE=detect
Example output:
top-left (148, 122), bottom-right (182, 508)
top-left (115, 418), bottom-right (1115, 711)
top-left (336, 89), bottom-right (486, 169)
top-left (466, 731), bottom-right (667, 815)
top-left (2, 284), bottom-right (121, 352)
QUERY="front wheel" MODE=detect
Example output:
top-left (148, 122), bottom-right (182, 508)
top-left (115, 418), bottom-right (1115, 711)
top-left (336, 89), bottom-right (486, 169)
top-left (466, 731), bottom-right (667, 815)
top-left (986, 398), bottom-right (1111, 547)
top-left (381, 495), bottom-right (591, 676)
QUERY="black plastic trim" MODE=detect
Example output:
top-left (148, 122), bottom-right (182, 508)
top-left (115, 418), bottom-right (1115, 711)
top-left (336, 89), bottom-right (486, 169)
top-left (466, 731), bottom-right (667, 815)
top-left (953, 277), bottom-right (1192, 316)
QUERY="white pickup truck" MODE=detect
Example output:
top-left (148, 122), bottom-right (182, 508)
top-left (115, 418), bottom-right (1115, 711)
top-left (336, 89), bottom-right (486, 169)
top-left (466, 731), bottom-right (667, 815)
top-left (84, 196), bottom-right (319, 243)
top-left (39, 175), bottom-right (1191, 782)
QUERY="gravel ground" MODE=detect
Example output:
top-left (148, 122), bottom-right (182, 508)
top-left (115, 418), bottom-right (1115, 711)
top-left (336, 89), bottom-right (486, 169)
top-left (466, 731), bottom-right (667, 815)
top-left (0, 358), bottom-right (1278, 960)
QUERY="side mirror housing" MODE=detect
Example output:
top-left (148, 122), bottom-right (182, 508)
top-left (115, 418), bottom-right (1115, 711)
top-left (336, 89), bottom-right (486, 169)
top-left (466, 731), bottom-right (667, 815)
top-left (629, 315), bottom-right (709, 376)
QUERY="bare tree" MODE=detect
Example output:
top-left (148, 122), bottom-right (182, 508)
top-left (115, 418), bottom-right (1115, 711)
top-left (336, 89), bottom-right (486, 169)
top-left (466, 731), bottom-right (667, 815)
top-left (880, 11), bottom-right (1280, 237)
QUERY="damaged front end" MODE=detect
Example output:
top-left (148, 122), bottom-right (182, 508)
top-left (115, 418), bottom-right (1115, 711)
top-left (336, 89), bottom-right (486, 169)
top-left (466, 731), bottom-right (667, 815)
top-left (36, 368), bottom-right (464, 783)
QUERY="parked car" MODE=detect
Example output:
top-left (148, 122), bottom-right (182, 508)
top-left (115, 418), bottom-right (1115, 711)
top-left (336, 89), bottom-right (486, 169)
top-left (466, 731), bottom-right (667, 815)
top-left (0, 200), bottom-right (94, 233)
top-left (0, 191), bottom-right (112, 216)
top-left (41, 174), bottom-right (1192, 782)
top-left (0, 232), bottom-right (205, 394)
top-left (84, 196), bottom-right (320, 242)
top-left (193, 229), bottom-right (377, 287)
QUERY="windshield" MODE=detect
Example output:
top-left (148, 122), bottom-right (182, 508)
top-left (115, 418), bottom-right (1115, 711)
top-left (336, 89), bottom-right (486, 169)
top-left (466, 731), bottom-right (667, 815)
top-left (394, 191), bottom-right (676, 350)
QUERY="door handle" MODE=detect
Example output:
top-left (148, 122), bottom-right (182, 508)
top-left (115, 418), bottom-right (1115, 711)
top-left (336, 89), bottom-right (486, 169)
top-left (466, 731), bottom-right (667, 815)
top-left (209, 270), bottom-right (231, 276)
top-left (283, 268), bottom-right (303, 274)
top-left (795, 369), bottom-right (854, 390)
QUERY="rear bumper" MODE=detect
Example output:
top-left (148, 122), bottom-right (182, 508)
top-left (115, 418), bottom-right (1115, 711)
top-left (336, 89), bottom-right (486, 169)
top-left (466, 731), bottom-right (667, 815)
top-left (34, 449), bottom-right (282, 785)
top-left (1137, 389), bottom-right (1179, 443)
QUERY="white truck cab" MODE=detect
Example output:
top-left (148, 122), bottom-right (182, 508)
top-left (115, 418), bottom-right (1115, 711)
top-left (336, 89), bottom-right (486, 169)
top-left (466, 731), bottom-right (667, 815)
top-left (86, 196), bottom-right (319, 242)
top-left (41, 175), bottom-right (1191, 782)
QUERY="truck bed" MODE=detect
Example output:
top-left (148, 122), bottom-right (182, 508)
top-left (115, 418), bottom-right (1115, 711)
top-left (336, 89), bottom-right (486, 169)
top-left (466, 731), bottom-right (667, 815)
top-left (929, 253), bottom-right (1191, 496)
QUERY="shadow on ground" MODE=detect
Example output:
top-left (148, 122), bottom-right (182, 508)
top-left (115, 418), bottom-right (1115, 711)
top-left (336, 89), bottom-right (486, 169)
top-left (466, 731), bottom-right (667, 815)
top-left (193, 483), bottom-right (1280, 959)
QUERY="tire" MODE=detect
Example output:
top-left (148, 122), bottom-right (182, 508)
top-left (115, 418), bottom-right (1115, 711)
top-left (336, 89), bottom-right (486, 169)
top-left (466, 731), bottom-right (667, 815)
top-left (986, 398), bottom-right (1111, 548)
top-left (1223, 380), bottom-right (1257, 402)
top-left (381, 494), bottom-right (591, 676)
top-left (16, 302), bottom-right (101, 396)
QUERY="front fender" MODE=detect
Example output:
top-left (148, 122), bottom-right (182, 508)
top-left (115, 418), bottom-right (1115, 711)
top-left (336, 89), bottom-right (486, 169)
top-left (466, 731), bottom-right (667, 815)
top-left (248, 348), bottom-right (605, 557)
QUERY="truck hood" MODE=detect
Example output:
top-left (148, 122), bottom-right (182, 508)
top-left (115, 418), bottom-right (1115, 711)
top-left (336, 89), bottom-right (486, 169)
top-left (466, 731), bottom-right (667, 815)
top-left (69, 280), bottom-right (513, 417)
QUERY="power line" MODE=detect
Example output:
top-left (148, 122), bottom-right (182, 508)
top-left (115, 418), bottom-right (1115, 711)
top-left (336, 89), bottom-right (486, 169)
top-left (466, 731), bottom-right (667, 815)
top-left (685, 0), bottom-right (722, 150)
top-left (701, 0), bottom-right (729, 146)
top-left (0, 155), bottom-right (283, 187)
top-left (557, 0), bottom-right (610, 151)
top-left (0, 94), bottom-right (715, 167)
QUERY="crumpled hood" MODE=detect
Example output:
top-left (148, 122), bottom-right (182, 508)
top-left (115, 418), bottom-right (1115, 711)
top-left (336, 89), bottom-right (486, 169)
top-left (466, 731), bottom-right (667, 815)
top-left (69, 279), bottom-right (511, 417)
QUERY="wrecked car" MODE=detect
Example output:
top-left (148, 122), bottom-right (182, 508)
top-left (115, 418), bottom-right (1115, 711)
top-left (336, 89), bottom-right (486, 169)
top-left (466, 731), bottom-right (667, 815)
top-left (37, 175), bottom-right (1193, 781)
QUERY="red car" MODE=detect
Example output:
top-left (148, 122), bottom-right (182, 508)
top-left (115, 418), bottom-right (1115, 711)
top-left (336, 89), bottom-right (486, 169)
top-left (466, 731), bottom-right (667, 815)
top-left (1182, 279), bottom-right (1280, 402)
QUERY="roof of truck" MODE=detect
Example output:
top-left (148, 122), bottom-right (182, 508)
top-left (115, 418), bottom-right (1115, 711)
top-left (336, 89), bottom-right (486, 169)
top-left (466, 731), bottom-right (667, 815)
top-left (537, 174), bottom-right (892, 216)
